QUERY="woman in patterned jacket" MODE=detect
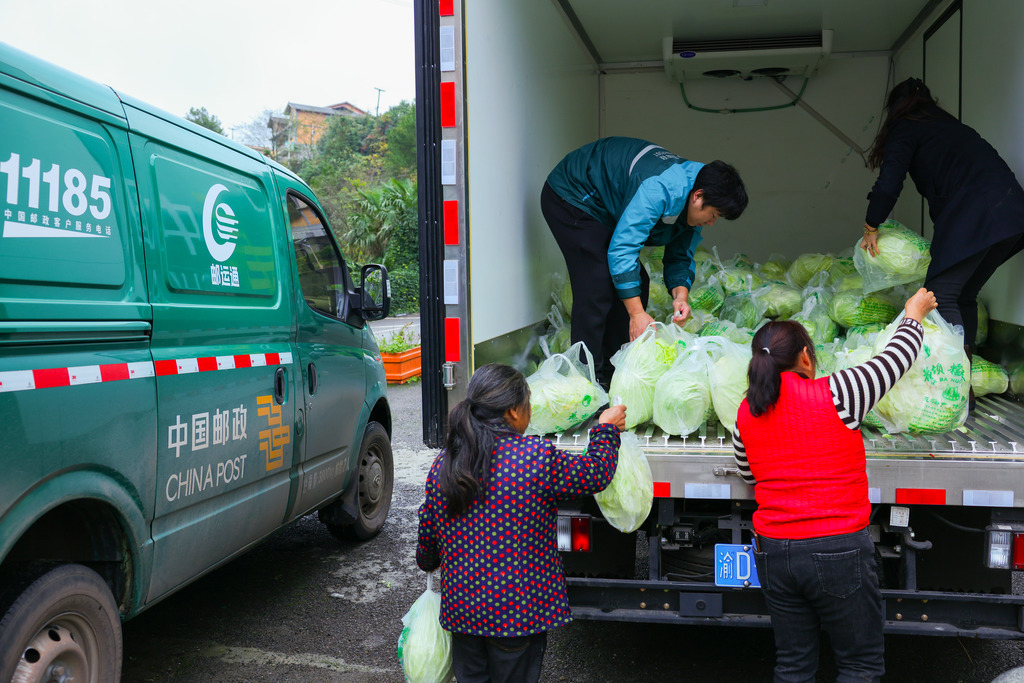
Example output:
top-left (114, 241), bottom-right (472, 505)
top-left (417, 363), bottom-right (625, 683)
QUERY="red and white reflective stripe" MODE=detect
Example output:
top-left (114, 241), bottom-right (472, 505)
top-left (0, 352), bottom-right (292, 394)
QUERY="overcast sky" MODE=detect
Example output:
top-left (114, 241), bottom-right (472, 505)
top-left (0, 0), bottom-right (416, 137)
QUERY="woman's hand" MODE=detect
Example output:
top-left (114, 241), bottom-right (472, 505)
top-left (598, 404), bottom-right (626, 430)
top-left (861, 228), bottom-right (880, 257)
top-left (904, 287), bottom-right (937, 322)
top-left (671, 288), bottom-right (691, 327)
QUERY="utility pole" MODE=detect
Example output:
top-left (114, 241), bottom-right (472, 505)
top-left (374, 87), bottom-right (385, 117)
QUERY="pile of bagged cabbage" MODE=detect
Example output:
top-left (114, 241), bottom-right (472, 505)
top-left (533, 220), bottom-right (1009, 437)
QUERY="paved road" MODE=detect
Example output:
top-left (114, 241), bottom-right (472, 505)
top-left (121, 380), bottom-right (1024, 682)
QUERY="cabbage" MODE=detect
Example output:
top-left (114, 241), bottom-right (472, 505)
top-left (594, 432), bottom-right (653, 533)
top-left (699, 319), bottom-right (756, 344)
top-left (787, 253), bottom-right (834, 288)
top-left (609, 324), bottom-right (679, 429)
top-left (708, 343), bottom-right (751, 433)
top-left (834, 273), bottom-right (865, 292)
top-left (648, 280), bottom-right (674, 319)
top-left (1011, 366), bottom-right (1024, 397)
top-left (653, 343), bottom-right (715, 436)
top-left (828, 290), bottom-right (900, 327)
top-left (398, 584), bottom-right (453, 683)
top-left (833, 346), bottom-right (886, 429)
top-left (853, 220), bottom-right (932, 293)
top-left (977, 299), bottom-right (989, 346)
top-left (972, 355), bottom-right (1008, 397)
top-left (757, 254), bottom-right (791, 281)
top-left (717, 267), bottom-right (763, 295)
top-left (762, 282), bottom-right (802, 318)
top-left (732, 253), bottom-right (755, 270)
top-left (829, 256), bottom-right (858, 283)
top-left (872, 312), bottom-right (969, 434)
top-left (526, 342), bottom-right (607, 434)
top-left (694, 247), bottom-right (715, 268)
top-left (552, 271), bottom-right (573, 318)
top-left (720, 289), bottom-right (769, 329)
top-left (689, 276), bottom-right (726, 314)
top-left (845, 322), bottom-right (889, 338)
top-left (790, 294), bottom-right (838, 345)
top-left (684, 310), bottom-right (717, 335)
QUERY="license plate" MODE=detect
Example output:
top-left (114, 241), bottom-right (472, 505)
top-left (714, 544), bottom-right (760, 588)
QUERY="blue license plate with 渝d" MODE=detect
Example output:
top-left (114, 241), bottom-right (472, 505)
top-left (714, 544), bottom-right (760, 588)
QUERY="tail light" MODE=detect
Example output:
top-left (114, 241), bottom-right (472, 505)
top-left (985, 525), bottom-right (1024, 569)
top-left (557, 515), bottom-right (591, 552)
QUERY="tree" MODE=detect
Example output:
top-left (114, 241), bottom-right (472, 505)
top-left (233, 108), bottom-right (281, 150)
top-left (383, 101), bottom-right (417, 178)
top-left (186, 106), bottom-right (224, 135)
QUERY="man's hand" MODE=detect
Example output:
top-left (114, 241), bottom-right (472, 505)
top-left (629, 311), bottom-right (655, 341)
top-left (671, 286), bottom-right (691, 327)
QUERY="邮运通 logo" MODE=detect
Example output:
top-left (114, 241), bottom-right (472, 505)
top-left (202, 184), bottom-right (239, 262)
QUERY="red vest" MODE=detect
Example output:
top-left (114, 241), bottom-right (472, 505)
top-left (737, 372), bottom-right (869, 540)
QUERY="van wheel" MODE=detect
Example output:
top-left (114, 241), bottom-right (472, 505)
top-left (0, 563), bottom-right (122, 683)
top-left (325, 421), bottom-right (394, 541)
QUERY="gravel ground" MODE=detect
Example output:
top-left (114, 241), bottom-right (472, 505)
top-left (121, 380), bottom-right (1024, 682)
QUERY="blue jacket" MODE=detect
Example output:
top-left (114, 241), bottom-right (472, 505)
top-left (546, 137), bottom-right (705, 299)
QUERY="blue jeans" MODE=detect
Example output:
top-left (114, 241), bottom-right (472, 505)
top-left (754, 529), bottom-right (884, 683)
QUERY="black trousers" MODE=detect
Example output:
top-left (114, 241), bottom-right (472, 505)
top-left (451, 632), bottom-right (547, 683)
top-left (540, 182), bottom-right (649, 388)
top-left (925, 232), bottom-right (1024, 352)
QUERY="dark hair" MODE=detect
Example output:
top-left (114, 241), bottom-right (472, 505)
top-left (440, 363), bottom-right (530, 517)
top-left (867, 77), bottom-right (948, 169)
top-left (693, 160), bottom-right (748, 220)
top-left (746, 321), bottom-right (816, 417)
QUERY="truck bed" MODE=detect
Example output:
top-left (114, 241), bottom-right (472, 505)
top-left (550, 394), bottom-right (1024, 506)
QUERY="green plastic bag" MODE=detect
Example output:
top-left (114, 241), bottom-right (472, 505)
top-left (853, 220), bottom-right (932, 293)
top-left (594, 432), bottom-right (653, 533)
top-left (397, 575), bottom-right (453, 683)
top-left (717, 266), bottom-right (763, 295)
top-left (609, 323), bottom-right (683, 429)
top-left (871, 311), bottom-right (970, 434)
top-left (972, 355), bottom-right (1008, 397)
top-left (699, 318), bottom-right (756, 345)
top-left (689, 274), bottom-right (726, 314)
top-left (526, 341), bottom-right (608, 435)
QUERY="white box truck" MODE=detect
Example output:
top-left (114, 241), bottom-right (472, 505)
top-left (413, 0), bottom-right (1024, 637)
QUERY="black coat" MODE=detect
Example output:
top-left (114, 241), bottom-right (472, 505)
top-left (866, 105), bottom-right (1024, 277)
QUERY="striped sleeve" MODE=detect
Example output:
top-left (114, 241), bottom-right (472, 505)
top-left (732, 426), bottom-right (756, 484)
top-left (829, 317), bottom-right (924, 429)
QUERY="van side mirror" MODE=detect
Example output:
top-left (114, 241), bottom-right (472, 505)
top-left (358, 264), bottom-right (391, 321)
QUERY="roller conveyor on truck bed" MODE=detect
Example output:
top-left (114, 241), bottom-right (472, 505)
top-left (548, 394), bottom-right (1024, 507)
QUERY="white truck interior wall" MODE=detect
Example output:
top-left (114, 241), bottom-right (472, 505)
top-left (892, 0), bottom-right (1024, 327)
top-left (602, 58), bottom-right (887, 264)
top-left (464, 0), bottom-right (598, 345)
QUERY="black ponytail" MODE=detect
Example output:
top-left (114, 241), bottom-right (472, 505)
top-left (746, 321), bottom-right (816, 417)
top-left (440, 363), bottom-right (530, 517)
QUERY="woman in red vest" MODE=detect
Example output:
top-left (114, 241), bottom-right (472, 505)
top-left (732, 288), bottom-right (936, 683)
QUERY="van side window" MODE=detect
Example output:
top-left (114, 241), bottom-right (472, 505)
top-left (288, 194), bottom-right (346, 318)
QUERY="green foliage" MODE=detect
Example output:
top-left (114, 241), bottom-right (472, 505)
top-left (378, 323), bottom-right (420, 354)
top-left (185, 106), bottom-right (224, 134)
top-left (388, 267), bottom-right (420, 315)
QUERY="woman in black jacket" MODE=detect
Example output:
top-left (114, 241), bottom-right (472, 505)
top-left (862, 78), bottom-right (1024, 365)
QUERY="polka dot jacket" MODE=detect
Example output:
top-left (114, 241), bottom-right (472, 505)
top-left (416, 423), bottom-right (621, 637)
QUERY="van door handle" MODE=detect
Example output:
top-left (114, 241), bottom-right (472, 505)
top-left (274, 367), bottom-right (286, 404)
top-left (307, 362), bottom-right (318, 395)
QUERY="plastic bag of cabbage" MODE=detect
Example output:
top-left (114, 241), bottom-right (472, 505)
top-left (594, 432), bottom-right (653, 533)
top-left (653, 338), bottom-right (718, 436)
top-left (871, 311), bottom-right (969, 434)
top-left (972, 355), bottom-right (1008, 397)
top-left (689, 274), bottom-right (726, 314)
top-left (719, 287), bottom-right (770, 329)
top-left (790, 291), bottom-right (838, 346)
top-left (833, 345), bottom-right (886, 430)
top-left (551, 271), bottom-right (573, 319)
top-left (761, 281), bottom-right (802, 318)
top-left (787, 253), bottom-right (834, 288)
top-left (526, 341), bottom-right (608, 435)
top-left (609, 323), bottom-right (689, 429)
top-left (699, 318), bottom-right (758, 345)
top-left (397, 574), bottom-right (453, 683)
top-left (853, 220), bottom-right (932, 293)
top-left (828, 289), bottom-right (900, 327)
top-left (705, 336), bottom-right (752, 433)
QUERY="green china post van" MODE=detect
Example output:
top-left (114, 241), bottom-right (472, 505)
top-left (0, 42), bottom-right (395, 681)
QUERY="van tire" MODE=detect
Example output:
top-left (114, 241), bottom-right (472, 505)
top-left (0, 563), bottom-right (122, 683)
top-left (325, 421), bottom-right (394, 541)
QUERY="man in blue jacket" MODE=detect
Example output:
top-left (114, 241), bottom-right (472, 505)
top-left (542, 137), bottom-right (748, 388)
